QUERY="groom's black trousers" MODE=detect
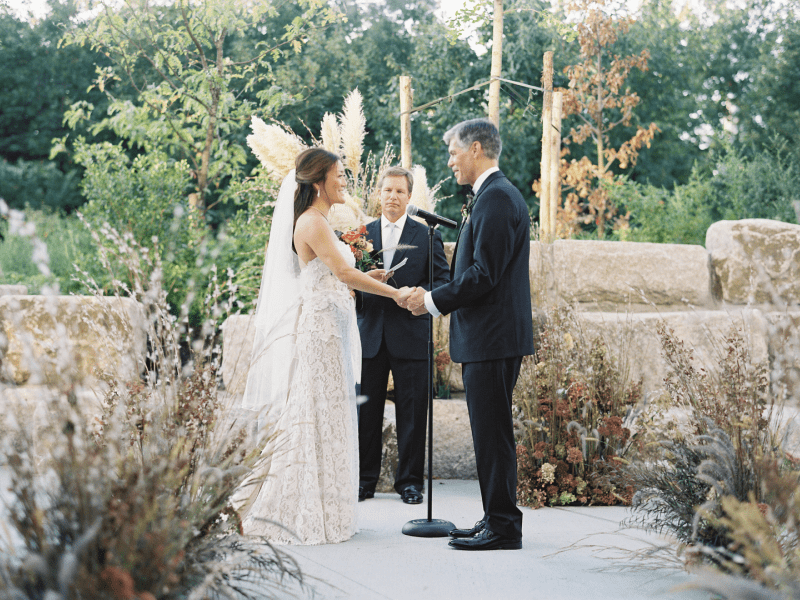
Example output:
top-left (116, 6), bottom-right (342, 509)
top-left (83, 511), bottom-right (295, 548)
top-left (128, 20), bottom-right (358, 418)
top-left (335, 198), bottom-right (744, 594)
top-left (358, 338), bottom-right (428, 494)
top-left (462, 356), bottom-right (524, 540)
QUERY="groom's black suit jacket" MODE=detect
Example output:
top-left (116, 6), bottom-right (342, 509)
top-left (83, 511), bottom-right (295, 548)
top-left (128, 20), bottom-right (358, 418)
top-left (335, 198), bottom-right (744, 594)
top-left (431, 170), bottom-right (534, 362)
top-left (357, 216), bottom-right (450, 359)
top-left (429, 169), bottom-right (533, 540)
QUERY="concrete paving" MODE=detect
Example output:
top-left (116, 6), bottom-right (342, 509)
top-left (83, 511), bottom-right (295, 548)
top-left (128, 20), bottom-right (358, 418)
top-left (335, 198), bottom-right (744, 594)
top-left (278, 479), bottom-right (707, 600)
top-left (1, 469), bottom-right (708, 600)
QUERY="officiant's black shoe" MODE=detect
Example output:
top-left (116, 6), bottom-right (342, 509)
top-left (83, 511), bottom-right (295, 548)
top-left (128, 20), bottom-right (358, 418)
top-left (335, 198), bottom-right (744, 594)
top-left (400, 487), bottom-right (423, 504)
top-left (358, 487), bottom-right (374, 502)
top-left (449, 519), bottom-right (486, 539)
top-left (448, 528), bottom-right (522, 551)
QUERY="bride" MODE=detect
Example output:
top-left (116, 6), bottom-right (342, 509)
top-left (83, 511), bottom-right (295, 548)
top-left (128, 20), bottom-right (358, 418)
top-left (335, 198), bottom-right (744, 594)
top-left (234, 147), bottom-right (413, 545)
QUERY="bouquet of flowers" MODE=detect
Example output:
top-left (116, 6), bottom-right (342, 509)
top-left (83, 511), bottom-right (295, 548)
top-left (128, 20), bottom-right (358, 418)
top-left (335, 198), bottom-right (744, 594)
top-left (336, 226), bottom-right (377, 272)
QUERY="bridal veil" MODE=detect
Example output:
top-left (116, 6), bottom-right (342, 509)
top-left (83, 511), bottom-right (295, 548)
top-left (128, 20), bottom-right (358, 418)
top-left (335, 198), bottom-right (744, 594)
top-left (241, 170), bottom-right (301, 420)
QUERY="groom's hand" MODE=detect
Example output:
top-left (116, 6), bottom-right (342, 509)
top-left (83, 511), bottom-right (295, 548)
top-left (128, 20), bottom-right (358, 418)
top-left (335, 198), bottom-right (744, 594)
top-left (407, 287), bottom-right (428, 316)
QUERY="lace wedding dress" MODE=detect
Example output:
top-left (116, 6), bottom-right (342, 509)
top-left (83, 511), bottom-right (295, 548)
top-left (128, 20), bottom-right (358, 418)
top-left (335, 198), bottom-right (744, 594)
top-left (239, 241), bottom-right (360, 545)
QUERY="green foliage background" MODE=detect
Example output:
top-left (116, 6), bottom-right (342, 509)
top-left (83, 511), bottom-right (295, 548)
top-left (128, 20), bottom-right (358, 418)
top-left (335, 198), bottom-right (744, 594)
top-left (1, 0), bottom-right (800, 300)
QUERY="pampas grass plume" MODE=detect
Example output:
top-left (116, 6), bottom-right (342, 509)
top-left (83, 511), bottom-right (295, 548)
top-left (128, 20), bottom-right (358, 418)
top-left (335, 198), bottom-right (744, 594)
top-left (247, 116), bottom-right (306, 180)
top-left (339, 89), bottom-right (366, 179)
top-left (409, 165), bottom-right (433, 224)
top-left (328, 191), bottom-right (370, 232)
top-left (321, 112), bottom-right (341, 155)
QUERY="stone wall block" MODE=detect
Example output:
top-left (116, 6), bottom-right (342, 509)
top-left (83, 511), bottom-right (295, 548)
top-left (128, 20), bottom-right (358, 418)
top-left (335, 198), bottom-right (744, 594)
top-left (707, 219), bottom-right (800, 305)
top-left (526, 240), bottom-right (714, 311)
top-left (577, 309), bottom-right (770, 393)
top-left (762, 311), bottom-right (800, 402)
top-left (0, 295), bottom-right (145, 385)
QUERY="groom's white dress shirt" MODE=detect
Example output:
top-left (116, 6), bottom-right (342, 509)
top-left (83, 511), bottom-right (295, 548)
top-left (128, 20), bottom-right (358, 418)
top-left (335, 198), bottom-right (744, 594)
top-left (423, 166), bottom-right (499, 317)
top-left (381, 212), bottom-right (407, 270)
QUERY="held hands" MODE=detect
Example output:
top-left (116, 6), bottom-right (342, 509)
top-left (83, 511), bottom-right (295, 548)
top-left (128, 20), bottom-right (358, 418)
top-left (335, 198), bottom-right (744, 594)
top-left (405, 287), bottom-right (428, 316)
top-left (394, 286), bottom-right (415, 307)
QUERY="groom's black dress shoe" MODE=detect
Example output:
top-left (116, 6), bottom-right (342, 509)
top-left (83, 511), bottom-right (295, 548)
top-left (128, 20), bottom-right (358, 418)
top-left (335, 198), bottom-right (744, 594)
top-left (448, 528), bottom-right (522, 551)
top-left (449, 519), bottom-right (486, 538)
top-left (400, 488), bottom-right (423, 504)
top-left (358, 487), bottom-right (374, 502)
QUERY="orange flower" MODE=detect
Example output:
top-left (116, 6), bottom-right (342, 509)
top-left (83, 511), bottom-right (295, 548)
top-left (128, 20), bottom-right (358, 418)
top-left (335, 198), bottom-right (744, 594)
top-left (341, 230), bottom-right (360, 244)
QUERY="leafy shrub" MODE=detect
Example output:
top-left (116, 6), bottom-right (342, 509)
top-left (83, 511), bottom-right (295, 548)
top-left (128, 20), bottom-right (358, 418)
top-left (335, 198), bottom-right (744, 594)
top-left (612, 136), bottom-right (800, 245)
top-left (73, 140), bottom-right (208, 318)
top-left (513, 307), bottom-right (642, 508)
top-left (0, 206), bottom-right (102, 294)
top-left (610, 170), bottom-right (714, 245)
top-left (0, 158), bottom-right (84, 212)
top-left (211, 174), bottom-right (277, 313)
top-left (707, 138), bottom-right (800, 224)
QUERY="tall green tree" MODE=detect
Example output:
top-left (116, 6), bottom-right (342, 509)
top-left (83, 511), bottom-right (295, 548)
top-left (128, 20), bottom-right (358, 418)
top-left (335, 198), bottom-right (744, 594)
top-left (59, 0), bottom-right (340, 215)
top-left (0, 1), bottom-right (112, 210)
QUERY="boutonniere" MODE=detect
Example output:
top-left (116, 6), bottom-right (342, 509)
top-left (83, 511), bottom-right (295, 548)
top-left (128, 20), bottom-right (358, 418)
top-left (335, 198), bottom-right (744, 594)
top-left (461, 193), bottom-right (476, 222)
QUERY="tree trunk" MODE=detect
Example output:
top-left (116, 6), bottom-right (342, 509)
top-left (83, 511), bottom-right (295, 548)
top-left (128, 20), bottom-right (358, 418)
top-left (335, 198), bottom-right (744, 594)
top-left (595, 49), bottom-right (605, 239)
top-left (400, 76), bottom-right (413, 170)
top-left (488, 0), bottom-right (503, 129)
top-left (549, 91), bottom-right (563, 239)
top-left (539, 51), bottom-right (553, 241)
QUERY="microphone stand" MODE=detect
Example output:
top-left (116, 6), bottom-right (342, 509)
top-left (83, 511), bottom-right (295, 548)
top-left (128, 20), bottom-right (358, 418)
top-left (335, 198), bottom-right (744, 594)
top-left (402, 223), bottom-right (455, 537)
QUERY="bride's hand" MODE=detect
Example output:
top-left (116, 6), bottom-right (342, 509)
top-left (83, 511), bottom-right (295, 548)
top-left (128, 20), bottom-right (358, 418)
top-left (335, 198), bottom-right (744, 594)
top-left (394, 286), bottom-right (415, 307)
top-left (367, 269), bottom-right (390, 283)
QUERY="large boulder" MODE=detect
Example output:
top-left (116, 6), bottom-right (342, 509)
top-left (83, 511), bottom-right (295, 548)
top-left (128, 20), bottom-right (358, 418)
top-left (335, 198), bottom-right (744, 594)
top-left (531, 240), bottom-right (715, 311)
top-left (706, 219), bottom-right (800, 305)
top-left (0, 295), bottom-right (145, 386)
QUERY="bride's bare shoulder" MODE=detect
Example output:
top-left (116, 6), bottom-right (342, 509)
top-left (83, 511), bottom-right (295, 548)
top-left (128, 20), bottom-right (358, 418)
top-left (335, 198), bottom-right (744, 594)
top-left (295, 209), bottom-right (329, 235)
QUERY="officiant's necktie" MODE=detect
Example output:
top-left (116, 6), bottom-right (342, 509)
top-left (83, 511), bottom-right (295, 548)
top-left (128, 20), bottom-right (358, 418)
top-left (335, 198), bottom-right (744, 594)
top-left (383, 222), bottom-right (399, 269)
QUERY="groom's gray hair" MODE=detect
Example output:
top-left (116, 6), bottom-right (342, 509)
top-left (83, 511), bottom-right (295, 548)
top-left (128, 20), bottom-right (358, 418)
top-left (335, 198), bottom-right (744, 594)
top-left (444, 118), bottom-right (502, 159)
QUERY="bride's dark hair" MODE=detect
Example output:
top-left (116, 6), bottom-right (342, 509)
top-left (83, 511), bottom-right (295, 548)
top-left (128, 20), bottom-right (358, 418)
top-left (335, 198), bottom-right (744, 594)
top-left (293, 147), bottom-right (341, 233)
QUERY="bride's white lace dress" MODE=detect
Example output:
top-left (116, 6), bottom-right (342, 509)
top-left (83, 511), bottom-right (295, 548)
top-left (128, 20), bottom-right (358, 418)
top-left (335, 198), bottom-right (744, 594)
top-left (239, 242), bottom-right (360, 545)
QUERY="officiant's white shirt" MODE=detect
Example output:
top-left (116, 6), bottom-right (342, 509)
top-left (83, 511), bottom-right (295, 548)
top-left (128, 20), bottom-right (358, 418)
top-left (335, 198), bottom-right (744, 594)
top-left (423, 166), bottom-right (499, 316)
top-left (381, 212), bottom-right (408, 269)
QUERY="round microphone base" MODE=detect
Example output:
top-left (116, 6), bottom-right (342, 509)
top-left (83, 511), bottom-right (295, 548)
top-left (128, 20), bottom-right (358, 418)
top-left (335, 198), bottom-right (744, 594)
top-left (401, 518), bottom-right (456, 538)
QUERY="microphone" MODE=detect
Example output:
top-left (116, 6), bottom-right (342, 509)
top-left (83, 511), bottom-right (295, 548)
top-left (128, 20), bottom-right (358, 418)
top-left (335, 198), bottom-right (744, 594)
top-left (406, 204), bottom-right (458, 229)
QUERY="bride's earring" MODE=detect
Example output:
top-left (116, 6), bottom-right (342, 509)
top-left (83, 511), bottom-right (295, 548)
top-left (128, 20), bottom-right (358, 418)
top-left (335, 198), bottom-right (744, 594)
top-left (317, 187), bottom-right (321, 198)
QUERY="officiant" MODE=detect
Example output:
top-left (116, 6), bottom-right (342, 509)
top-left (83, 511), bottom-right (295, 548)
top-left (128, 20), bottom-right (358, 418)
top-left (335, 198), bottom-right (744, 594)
top-left (356, 166), bottom-right (450, 504)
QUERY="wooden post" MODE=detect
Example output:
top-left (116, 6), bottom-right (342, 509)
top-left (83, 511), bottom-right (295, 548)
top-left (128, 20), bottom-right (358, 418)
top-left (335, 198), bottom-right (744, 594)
top-left (488, 0), bottom-right (503, 129)
top-left (400, 76), bottom-right (413, 170)
top-left (549, 91), bottom-right (563, 239)
top-left (539, 51), bottom-right (554, 241)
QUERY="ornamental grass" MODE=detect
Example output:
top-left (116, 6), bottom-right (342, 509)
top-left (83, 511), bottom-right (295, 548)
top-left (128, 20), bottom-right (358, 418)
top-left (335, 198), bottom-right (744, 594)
top-left (513, 306), bottom-right (642, 508)
top-left (0, 212), bottom-right (306, 600)
top-left (623, 322), bottom-right (787, 552)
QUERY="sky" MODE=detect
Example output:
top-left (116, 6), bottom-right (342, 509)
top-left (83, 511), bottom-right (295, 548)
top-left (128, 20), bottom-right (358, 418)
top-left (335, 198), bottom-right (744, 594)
top-left (6, 0), bottom-right (470, 22)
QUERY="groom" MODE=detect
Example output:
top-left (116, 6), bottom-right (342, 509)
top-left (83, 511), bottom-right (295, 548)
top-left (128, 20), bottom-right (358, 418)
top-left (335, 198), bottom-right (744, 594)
top-left (356, 166), bottom-right (450, 504)
top-left (405, 118), bottom-right (534, 550)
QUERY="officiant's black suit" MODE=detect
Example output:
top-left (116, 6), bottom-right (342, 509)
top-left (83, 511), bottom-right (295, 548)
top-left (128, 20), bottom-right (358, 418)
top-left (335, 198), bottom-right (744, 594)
top-left (357, 216), bottom-right (450, 495)
top-left (431, 170), bottom-right (534, 540)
